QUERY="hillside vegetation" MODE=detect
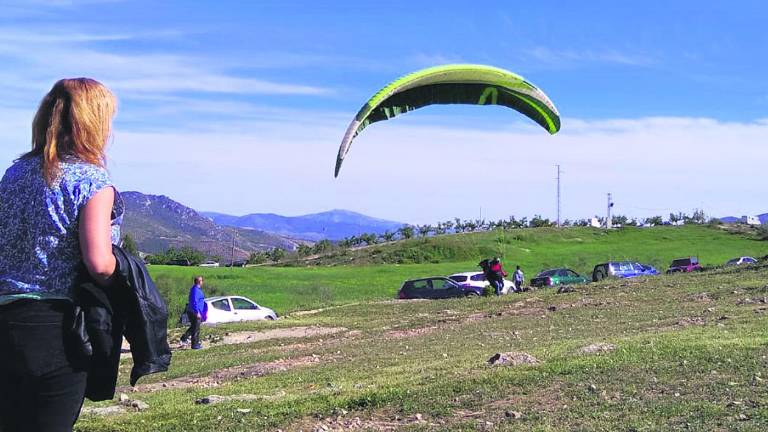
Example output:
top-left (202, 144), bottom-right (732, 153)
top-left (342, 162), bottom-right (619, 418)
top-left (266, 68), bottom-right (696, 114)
top-left (149, 225), bottom-right (767, 322)
top-left (306, 225), bottom-right (765, 268)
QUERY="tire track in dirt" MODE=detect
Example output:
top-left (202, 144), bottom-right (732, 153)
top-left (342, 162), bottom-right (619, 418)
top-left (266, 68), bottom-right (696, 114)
top-left (120, 355), bottom-right (325, 393)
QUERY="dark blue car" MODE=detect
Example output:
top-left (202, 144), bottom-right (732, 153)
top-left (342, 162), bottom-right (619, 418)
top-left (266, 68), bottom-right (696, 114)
top-left (398, 277), bottom-right (482, 299)
top-left (592, 261), bottom-right (656, 282)
top-left (634, 262), bottom-right (659, 276)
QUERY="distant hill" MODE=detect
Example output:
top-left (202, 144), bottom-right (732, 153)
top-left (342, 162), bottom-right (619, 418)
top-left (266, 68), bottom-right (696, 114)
top-left (120, 191), bottom-right (299, 259)
top-left (202, 209), bottom-right (406, 241)
top-left (301, 225), bottom-right (767, 270)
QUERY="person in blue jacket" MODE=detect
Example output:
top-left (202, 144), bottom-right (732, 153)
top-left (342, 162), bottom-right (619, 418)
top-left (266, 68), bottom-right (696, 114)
top-left (180, 276), bottom-right (206, 349)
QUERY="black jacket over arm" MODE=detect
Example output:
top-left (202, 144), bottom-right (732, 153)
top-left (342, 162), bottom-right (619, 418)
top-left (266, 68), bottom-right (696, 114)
top-left (77, 245), bottom-right (172, 401)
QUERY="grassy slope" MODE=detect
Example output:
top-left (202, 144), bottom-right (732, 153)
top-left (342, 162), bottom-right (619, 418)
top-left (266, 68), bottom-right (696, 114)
top-left (77, 265), bottom-right (768, 431)
top-left (151, 225), bottom-right (767, 322)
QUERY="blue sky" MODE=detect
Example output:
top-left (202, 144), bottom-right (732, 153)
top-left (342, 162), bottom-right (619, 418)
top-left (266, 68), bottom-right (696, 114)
top-left (0, 0), bottom-right (766, 224)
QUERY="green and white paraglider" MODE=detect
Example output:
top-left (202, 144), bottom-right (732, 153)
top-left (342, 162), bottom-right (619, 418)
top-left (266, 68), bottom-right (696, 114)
top-left (334, 64), bottom-right (561, 177)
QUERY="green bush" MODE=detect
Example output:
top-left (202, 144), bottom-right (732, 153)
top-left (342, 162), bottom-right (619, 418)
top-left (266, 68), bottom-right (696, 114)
top-left (482, 285), bottom-right (495, 297)
top-left (757, 225), bottom-right (768, 241)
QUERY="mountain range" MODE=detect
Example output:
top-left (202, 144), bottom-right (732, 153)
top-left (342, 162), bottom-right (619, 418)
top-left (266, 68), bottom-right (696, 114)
top-left (120, 191), bottom-right (406, 257)
top-left (201, 209), bottom-right (406, 241)
top-left (120, 192), bottom-right (300, 259)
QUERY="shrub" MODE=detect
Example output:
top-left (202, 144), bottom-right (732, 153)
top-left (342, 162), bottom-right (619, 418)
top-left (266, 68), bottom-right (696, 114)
top-left (757, 225), bottom-right (768, 241)
top-left (482, 285), bottom-right (495, 297)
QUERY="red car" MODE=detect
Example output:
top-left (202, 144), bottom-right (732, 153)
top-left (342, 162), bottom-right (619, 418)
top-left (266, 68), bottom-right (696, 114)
top-left (666, 257), bottom-right (702, 273)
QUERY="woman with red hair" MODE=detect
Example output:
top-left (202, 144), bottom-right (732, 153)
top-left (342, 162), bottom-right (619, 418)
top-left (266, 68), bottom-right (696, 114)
top-left (0, 78), bottom-right (123, 432)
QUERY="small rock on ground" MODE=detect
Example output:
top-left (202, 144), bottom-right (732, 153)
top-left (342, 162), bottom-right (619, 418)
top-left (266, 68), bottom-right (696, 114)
top-left (80, 406), bottom-right (126, 416)
top-left (488, 351), bottom-right (539, 366)
top-left (117, 393), bottom-right (149, 411)
top-left (196, 395), bottom-right (228, 405)
top-left (579, 343), bottom-right (616, 355)
top-left (196, 394), bottom-right (267, 405)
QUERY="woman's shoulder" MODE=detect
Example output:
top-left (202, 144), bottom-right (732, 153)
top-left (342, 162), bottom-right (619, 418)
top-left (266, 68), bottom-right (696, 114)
top-left (59, 159), bottom-right (111, 187)
top-left (58, 160), bottom-right (115, 209)
top-left (0, 157), bottom-right (42, 192)
top-left (3, 155), bottom-right (38, 176)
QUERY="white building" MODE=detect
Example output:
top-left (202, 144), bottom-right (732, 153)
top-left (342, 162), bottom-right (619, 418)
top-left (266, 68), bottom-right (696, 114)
top-left (741, 215), bottom-right (761, 225)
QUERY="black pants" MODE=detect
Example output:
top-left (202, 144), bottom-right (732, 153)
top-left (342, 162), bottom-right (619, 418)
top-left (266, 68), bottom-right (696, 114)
top-left (181, 310), bottom-right (200, 346)
top-left (0, 300), bottom-right (87, 432)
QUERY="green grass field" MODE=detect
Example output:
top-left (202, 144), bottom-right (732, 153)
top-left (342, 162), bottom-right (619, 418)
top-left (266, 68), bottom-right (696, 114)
top-left (72, 225), bottom-right (768, 431)
top-left (76, 262), bottom-right (768, 431)
top-left (151, 225), bottom-right (767, 323)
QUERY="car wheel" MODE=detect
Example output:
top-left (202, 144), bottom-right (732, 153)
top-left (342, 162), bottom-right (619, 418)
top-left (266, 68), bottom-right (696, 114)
top-left (465, 292), bottom-right (480, 297)
top-left (267, 315), bottom-right (276, 320)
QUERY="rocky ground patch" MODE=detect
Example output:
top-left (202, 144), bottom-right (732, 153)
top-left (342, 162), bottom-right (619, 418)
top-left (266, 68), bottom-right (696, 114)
top-left (118, 355), bottom-right (325, 394)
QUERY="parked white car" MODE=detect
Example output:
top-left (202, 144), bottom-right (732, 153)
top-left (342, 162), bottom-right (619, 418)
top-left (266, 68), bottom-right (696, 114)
top-left (726, 256), bottom-right (757, 266)
top-left (448, 272), bottom-right (514, 294)
top-left (199, 261), bottom-right (220, 267)
top-left (204, 296), bottom-right (277, 324)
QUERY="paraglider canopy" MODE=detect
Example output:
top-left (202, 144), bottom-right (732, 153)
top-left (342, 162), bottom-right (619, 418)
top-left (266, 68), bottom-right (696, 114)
top-left (334, 64), bottom-right (561, 177)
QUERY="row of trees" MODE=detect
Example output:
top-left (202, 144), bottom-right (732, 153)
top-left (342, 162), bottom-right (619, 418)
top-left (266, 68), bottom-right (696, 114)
top-left (604, 210), bottom-right (710, 227)
top-left (332, 211), bottom-right (713, 248)
top-left (144, 246), bottom-right (208, 265)
top-left (247, 247), bottom-right (286, 264)
top-left (334, 215), bottom-right (559, 248)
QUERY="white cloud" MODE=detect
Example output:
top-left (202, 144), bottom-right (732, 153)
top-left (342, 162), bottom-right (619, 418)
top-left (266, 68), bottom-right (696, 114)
top-left (0, 27), bottom-right (331, 102)
top-left (525, 47), bottom-right (655, 68)
top-left (109, 75), bottom-right (327, 96)
top-left (7, 0), bottom-right (121, 7)
top-left (73, 114), bottom-right (766, 224)
top-left (409, 53), bottom-right (466, 67)
top-left (0, 29), bottom-right (133, 43)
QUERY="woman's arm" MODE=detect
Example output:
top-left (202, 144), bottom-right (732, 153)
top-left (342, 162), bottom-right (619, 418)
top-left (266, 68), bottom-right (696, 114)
top-left (79, 186), bottom-right (117, 285)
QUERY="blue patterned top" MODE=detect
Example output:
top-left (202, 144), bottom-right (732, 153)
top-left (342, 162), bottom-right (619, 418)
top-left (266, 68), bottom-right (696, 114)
top-left (0, 155), bottom-right (124, 302)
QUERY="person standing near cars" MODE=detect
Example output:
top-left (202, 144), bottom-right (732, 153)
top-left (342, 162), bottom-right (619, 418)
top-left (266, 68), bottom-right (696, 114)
top-left (489, 257), bottom-right (508, 296)
top-left (181, 276), bottom-right (206, 349)
top-left (0, 78), bottom-right (122, 432)
top-left (513, 265), bottom-right (525, 292)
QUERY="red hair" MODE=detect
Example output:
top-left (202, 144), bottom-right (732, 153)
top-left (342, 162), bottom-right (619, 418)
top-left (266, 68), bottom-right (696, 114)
top-left (27, 78), bottom-right (116, 185)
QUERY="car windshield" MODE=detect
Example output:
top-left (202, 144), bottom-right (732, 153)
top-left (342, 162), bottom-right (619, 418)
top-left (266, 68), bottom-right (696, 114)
top-left (231, 298), bottom-right (258, 310)
top-left (211, 299), bottom-right (231, 311)
top-left (610, 262), bottom-right (634, 271)
top-left (449, 275), bottom-right (468, 282)
top-left (537, 270), bottom-right (556, 277)
top-left (727, 259), bottom-right (739, 265)
top-left (671, 259), bottom-right (691, 267)
top-left (431, 278), bottom-right (456, 289)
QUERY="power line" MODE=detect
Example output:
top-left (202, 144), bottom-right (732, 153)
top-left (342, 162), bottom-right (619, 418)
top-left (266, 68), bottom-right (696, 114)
top-left (606, 193), bottom-right (614, 229)
top-left (556, 164), bottom-right (561, 227)
top-left (230, 230), bottom-right (238, 267)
